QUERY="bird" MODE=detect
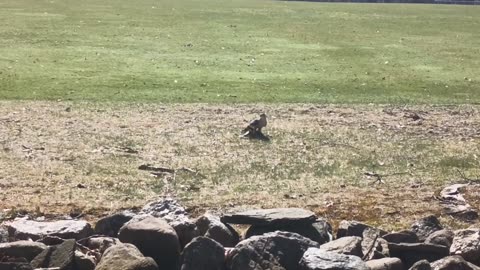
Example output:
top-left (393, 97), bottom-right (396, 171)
top-left (241, 113), bottom-right (267, 136)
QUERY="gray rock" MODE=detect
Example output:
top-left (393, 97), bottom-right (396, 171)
top-left (366, 257), bottom-right (403, 270)
top-left (362, 228), bottom-right (389, 260)
top-left (139, 199), bottom-right (198, 249)
top-left (336, 220), bottom-right (386, 238)
top-left (0, 226), bottom-right (9, 243)
top-left (78, 236), bottom-right (120, 254)
top-left (36, 235), bottom-right (65, 245)
top-left (449, 229), bottom-right (480, 265)
top-left (196, 213), bottom-right (239, 247)
top-left (245, 219), bottom-right (332, 245)
top-left (408, 259), bottom-right (431, 270)
top-left (95, 243), bottom-right (158, 270)
top-left (75, 250), bottom-right (96, 270)
top-left (226, 231), bottom-right (319, 270)
top-left (388, 242), bottom-right (449, 268)
top-left (411, 216), bottom-right (442, 242)
top-left (431, 255), bottom-right (480, 270)
top-left (221, 208), bottom-right (317, 226)
top-left (299, 247), bottom-right (369, 270)
top-left (425, 230), bottom-right (454, 248)
top-left (30, 239), bottom-right (76, 270)
top-left (0, 241), bottom-right (47, 261)
top-left (0, 262), bottom-right (33, 270)
top-left (440, 184), bottom-right (478, 221)
top-left (383, 230), bottom-right (419, 244)
top-left (6, 219), bottom-right (93, 241)
top-left (319, 236), bottom-right (363, 257)
top-left (118, 216), bottom-right (180, 270)
top-left (94, 211), bottom-right (135, 237)
top-left (180, 236), bottom-right (224, 270)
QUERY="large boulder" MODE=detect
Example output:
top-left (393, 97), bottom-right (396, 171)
top-left (431, 255), bottom-right (480, 270)
top-left (196, 213), bottom-right (239, 247)
top-left (425, 230), bottom-right (454, 248)
top-left (139, 199), bottom-right (198, 248)
top-left (319, 236), bottom-right (363, 257)
top-left (245, 219), bottom-right (332, 245)
top-left (180, 236), bottom-right (224, 270)
top-left (299, 247), bottom-right (369, 270)
top-left (449, 229), bottom-right (480, 265)
top-left (0, 241), bottom-right (47, 261)
top-left (118, 216), bottom-right (180, 270)
top-left (6, 219), bottom-right (93, 241)
top-left (30, 239), bottom-right (76, 270)
top-left (94, 211), bottom-right (135, 237)
top-left (95, 243), bottom-right (158, 270)
top-left (366, 257), bottom-right (403, 270)
top-left (336, 220), bottom-right (386, 238)
top-left (411, 216), bottom-right (442, 242)
top-left (226, 231), bottom-right (319, 270)
top-left (388, 242), bottom-right (449, 268)
top-left (221, 208), bottom-right (317, 226)
top-left (383, 230), bottom-right (419, 244)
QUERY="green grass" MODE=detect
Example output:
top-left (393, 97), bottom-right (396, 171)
top-left (0, 0), bottom-right (479, 103)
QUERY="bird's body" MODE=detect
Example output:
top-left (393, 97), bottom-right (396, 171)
top-left (242, 113), bottom-right (267, 136)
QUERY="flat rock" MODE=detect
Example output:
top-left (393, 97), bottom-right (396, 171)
top-left (6, 219), bottom-right (93, 241)
top-left (245, 219), bottom-right (332, 245)
top-left (180, 236), bottom-right (224, 270)
top-left (221, 208), bottom-right (317, 226)
top-left (95, 243), bottom-right (158, 270)
top-left (0, 241), bottom-right (47, 261)
top-left (226, 231), bottom-right (319, 270)
top-left (449, 229), bottom-right (480, 265)
top-left (383, 230), bottom-right (419, 244)
top-left (431, 255), bottom-right (480, 270)
top-left (336, 220), bottom-right (386, 238)
top-left (319, 236), bottom-right (363, 257)
top-left (388, 242), bottom-right (449, 268)
top-left (366, 257), bottom-right (403, 270)
top-left (299, 247), bottom-right (369, 270)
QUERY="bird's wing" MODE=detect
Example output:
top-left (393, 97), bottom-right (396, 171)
top-left (249, 119), bottom-right (260, 127)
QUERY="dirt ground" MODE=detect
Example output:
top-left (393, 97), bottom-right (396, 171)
top-left (1, 101), bottom-right (479, 231)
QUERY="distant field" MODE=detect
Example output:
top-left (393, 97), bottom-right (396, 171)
top-left (0, 0), bottom-right (479, 103)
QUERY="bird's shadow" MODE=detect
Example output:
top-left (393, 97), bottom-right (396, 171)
top-left (243, 131), bottom-right (271, 142)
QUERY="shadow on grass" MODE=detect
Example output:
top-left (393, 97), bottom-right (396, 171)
top-left (242, 131), bottom-right (271, 142)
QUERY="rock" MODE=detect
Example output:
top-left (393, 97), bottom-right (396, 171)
top-left (411, 216), bottom-right (442, 242)
top-left (30, 239), bottom-right (76, 270)
top-left (383, 230), bottom-right (419, 243)
top-left (139, 199), bottom-right (198, 248)
top-left (221, 208), bottom-right (317, 226)
top-left (336, 220), bottom-right (386, 238)
top-left (94, 211), bottom-right (135, 237)
top-left (362, 228), bottom-right (389, 260)
top-left (75, 250), bottom-right (96, 270)
top-left (408, 259), bottom-right (431, 270)
top-left (78, 236), bottom-right (120, 254)
top-left (439, 184), bottom-right (478, 221)
top-left (319, 236), bottom-right (363, 257)
top-left (95, 243), bottom-right (159, 270)
top-left (299, 247), bottom-right (369, 270)
top-left (226, 231), bottom-right (319, 270)
top-left (36, 235), bottom-right (65, 245)
top-left (388, 242), bottom-right (449, 268)
top-left (366, 257), bottom-right (403, 270)
top-left (118, 216), bottom-right (180, 270)
top-left (245, 219), bottom-right (332, 245)
top-left (179, 236), bottom-right (224, 270)
top-left (0, 226), bottom-right (9, 243)
top-left (0, 262), bottom-right (33, 270)
top-left (425, 230), bottom-right (454, 248)
top-left (0, 241), bottom-right (47, 261)
top-left (431, 255), bottom-right (480, 270)
top-left (196, 213), bottom-right (239, 247)
top-left (6, 219), bottom-right (93, 241)
top-left (449, 229), bottom-right (480, 265)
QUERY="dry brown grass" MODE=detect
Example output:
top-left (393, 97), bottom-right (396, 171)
top-left (1, 101), bottom-right (480, 231)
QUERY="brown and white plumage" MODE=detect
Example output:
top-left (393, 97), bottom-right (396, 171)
top-left (242, 113), bottom-right (267, 136)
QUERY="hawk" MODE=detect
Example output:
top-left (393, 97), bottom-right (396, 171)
top-left (241, 113), bottom-right (267, 136)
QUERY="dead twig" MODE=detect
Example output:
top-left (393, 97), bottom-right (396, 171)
top-left (456, 169), bottom-right (480, 183)
top-left (364, 171), bottom-right (411, 184)
top-left (362, 233), bottom-right (379, 261)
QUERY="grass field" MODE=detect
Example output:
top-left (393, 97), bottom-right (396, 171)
top-left (0, 0), bottom-right (479, 103)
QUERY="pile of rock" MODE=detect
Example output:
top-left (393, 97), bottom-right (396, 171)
top-left (1, 200), bottom-right (480, 270)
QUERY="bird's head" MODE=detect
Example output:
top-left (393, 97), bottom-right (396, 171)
top-left (259, 113), bottom-right (267, 118)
